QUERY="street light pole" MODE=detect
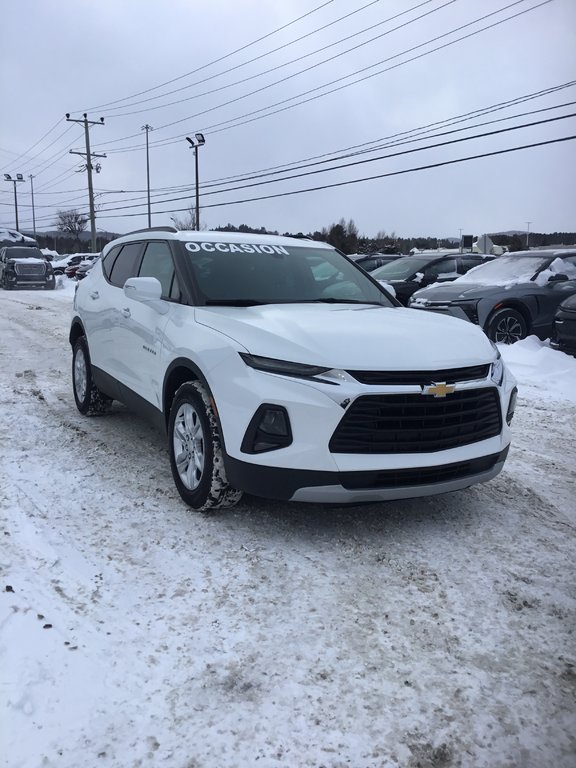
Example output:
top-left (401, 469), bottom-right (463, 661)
top-left (526, 221), bottom-right (532, 249)
top-left (29, 174), bottom-right (36, 237)
top-left (186, 133), bottom-right (206, 231)
top-left (3, 173), bottom-right (25, 230)
top-left (142, 124), bottom-right (153, 227)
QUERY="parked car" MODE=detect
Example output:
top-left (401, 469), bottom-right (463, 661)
top-left (0, 246), bottom-right (55, 290)
top-left (408, 250), bottom-right (576, 343)
top-left (551, 293), bottom-right (576, 355)
top-left (52, 254), bottom-right (84, 275)
top-left (70, 228), bottom-right (516, 511)
top-left (75, 257), bottom-right (99, 280)
top-left (65, 254), bottom-right (98, 279)
top-left (370, 252), bottom-right (493, 305)
top-left (348, 253), bottom-right (402, 272)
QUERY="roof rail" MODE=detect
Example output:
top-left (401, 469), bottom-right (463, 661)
top-left (125, 226), bottom-right (178, 235)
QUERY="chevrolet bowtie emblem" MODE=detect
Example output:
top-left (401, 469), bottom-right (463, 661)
top-left (422, 382), bottom-right (456, 398)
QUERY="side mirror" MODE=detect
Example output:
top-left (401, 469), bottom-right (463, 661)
top-left (123, 277), bottom-right (168, 314)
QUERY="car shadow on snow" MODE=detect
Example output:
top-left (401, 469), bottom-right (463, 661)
top-left (211, 487), bottom-right (487, 545)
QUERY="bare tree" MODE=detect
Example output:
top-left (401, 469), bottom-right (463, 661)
top-left (171, 206), bottom-right (199, 231)
top-left (55, 209), bottom-right (88, 238)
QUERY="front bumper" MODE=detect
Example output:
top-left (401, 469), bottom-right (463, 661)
top-left (551, 314), bottom-right (576, 354)
top-left (202, 350), bottom-right (517, 504)
top-left (225, 447), bottom-right (509, 503)
top-left (5, 271), bottom-right (54, 288)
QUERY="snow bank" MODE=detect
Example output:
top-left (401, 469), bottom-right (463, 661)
top-left (499, 335), bottom-right (576, 403)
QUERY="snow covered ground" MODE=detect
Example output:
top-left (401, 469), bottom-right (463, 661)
top-left (1, 281), bottom-right (575, 768)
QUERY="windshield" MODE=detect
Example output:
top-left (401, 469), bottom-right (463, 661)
top-left (455, 254), bottom-right (549, 285)
top-left (7, 247), bottom-right (44, 259)
top-left (371, 256), bottom-right (441, 281)
top-left (184, 242), bottom-right (395, 306)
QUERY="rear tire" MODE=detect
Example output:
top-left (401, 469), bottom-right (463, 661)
top-left (72, 336), bottom-right (112, 415)
top-left (487, 308), bottom-right (528, 344)
top-left (168, 381), bottom-right (242, 512)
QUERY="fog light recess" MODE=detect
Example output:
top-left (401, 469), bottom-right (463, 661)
top-left (506, 387), bottom-right (518, 425)
top-left (241, 404), bottom-right (293, 454)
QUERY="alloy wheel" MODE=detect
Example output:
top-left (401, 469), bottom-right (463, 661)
top-left (173, 403), bottom-right (205, 490)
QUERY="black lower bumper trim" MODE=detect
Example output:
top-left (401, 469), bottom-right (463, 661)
top-left (224, 447), bottom-right (509, 501)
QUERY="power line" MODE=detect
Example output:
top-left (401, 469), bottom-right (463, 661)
top-left (12, 81), bottom-right (572, 206)
top-left (5, 118), bottom-right (66, 169)
top-left (86, 103), bottom-right (576, 213)
top-left (99, 135), bottom-right (576, 219)
top-left (99, 0), bottom-right (549, 154)
top-left (80, 0), bottom-right (338, 112)
top-left (199, 100), bottom-right (576, 189)
top-left (103, 0), bottom-right (445, 117)
top-left (26, 90), bottom-right (573, 220)
top-left (201, 0), bottom-right (554, 140)
top-left (90, 113), bottom-right (576, 215)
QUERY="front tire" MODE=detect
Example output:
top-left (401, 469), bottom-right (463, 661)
top-left (487, 308), bottom-right (528, 344)
top-left (72, 336), bottom-right (112, 415)
top-left (168, 381), bottom-right (242, 512)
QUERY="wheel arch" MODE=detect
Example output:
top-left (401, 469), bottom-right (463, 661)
top-left (69, 317), bottom-right (86, 347)
top-left (484, 301), bottom-right (532, 334)
top-left (163, 358), bottom-right (211, 429)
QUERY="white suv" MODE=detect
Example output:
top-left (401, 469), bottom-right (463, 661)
top-left (70, 228), bottom-right (517, 511)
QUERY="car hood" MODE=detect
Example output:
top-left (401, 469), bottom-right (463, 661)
top-left (195, 303), bottom-right (495, 368)
top-left (9, 257), bottom-right (46, 264)
top-left (412, 282), bottom-right (510, 302)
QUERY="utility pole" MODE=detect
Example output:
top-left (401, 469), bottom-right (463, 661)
top-left (186, 133), bottom-right (206, 231)
top-left (3, 174), bottom-right (25, 230)
top-left (29, 174), bottom-right (36, 237)
top-left (66, 113), bottom-right (105, 253)
top-left (141, 124), bottom-right (153, 227)
top-left (458, 228), bottom-right (463, 254)
top-left (526, 221), bottom-right (532, 249)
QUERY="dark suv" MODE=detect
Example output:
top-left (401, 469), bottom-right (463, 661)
top-left (0, 246), bottom-right (55, 290)
top-left (370, 252), bottom-right (493, 305)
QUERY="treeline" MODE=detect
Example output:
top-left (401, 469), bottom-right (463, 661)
top-left (215, 220), bottom-right (576, 254)
top-left (25, 220), bottom-right (576, 256)
top-left (490, 232), bottom-right (576, 251)
top-left (216, 219), bottom-right (462, 254)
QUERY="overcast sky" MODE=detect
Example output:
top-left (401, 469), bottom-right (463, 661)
top-left (1, 0), bottom-right (575, 240)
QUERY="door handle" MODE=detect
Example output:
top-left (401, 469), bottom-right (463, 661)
top-left (90, 291), bottom-right (99, 300)
top-left (122, 308), bottom-right (131, 318)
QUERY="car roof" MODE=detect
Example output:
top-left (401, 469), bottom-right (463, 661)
top-left (502, 248), bottom-right (576, 258)
top-left (105, 228), bottom-right (335, 252)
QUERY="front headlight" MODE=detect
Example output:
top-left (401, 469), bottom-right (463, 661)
top-left (490, 343), bottom-right (504, 386)
top-left (239, 353), bottom-right (331, 379)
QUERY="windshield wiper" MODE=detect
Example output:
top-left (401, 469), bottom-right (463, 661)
top-left (204, 299), bottom-right (269, 306)
top-left (296, 298), bottom-right (384, 305)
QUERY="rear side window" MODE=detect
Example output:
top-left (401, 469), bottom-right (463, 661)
top-left (108, 243), bottom-right (143, 287)
top-left (138, 241), bottom-right (180, 300)
top-left (460, 257), bottom-right (485, 273)
top-left (101, 245), bottom-right (122, 280)
top-left (424, 258), bottom-right (458, 278)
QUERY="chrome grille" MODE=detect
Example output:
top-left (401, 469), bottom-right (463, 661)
top-left (15, 262), bottom-right (46, 276)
